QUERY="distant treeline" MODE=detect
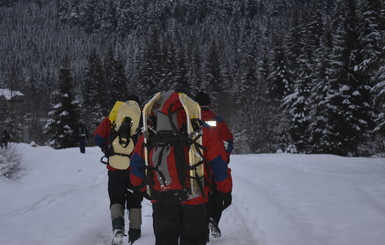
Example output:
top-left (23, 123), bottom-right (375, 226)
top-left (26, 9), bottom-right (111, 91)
top-left (0, 0), bottom-right (384, 156)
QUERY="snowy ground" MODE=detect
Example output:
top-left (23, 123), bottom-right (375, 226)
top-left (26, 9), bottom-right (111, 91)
top-left (1, 143), bottom-right (385, 245)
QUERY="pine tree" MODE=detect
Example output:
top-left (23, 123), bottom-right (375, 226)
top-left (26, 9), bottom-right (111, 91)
top-left (137, 27), bottom-right (163, 100)
top-left (81, 48), bottom-right (106, 131)
top-left (321, 0), bottom-right (374, 156)
top-left (267, 36), bottom-right (291, 101)
top-left (357, 0), bottom-right (383, 74)
top-left (160, 35), bottom-right (177, 91)
top-left (372, 64), bottom-right (385, 143)
top-left (173, 46), bottom-right (190, 92)
top-left (266, 36), bottom-right (292, 152)
top-left (284, 57), bottom-right (312, 153)
top-left (103, 46), bottom-right (129, 107)
top-left (202, 40), bottom-right (224, 107)
top-left (185, 39), bottom-right (203, 94)
top-left (285, 9), bottom-right (324, 153)
top-left (308, 19), bottom-right (333, 153)
top-left (103, 45), bottom-right (116, 107)
top-left (110, 54), bottom-right (129, 103)
top-left (45, 56), bottom-right (80, 149)
top-left (285, 11), bottom-right (303, 79)
top-left (233, 54), bottom-right (273, 153)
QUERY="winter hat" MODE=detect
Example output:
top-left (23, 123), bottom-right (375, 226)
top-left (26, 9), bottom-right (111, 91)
top-left (195, 92), bottom-right (211, 106)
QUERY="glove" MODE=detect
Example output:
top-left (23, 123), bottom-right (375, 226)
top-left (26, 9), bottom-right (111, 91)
top-left (218, 192), bottom-right (232, 210)
top-left (101, 147), bottom-right (109, 156)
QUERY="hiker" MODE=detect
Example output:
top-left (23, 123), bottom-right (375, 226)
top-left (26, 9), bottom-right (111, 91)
top-left (0, 129), bottom-right (10, 148)
top-left (130, 90), bottom-right (233, 245)
top-left (94, 95), bottom-right (143, 245)
top-left (195, 91), bottom-right (234, 239)
top-left (76, 123), bottom-right (88, 154)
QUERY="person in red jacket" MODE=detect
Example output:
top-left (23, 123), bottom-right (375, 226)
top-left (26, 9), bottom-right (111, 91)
top-left (129, 91), bottom-right (232, 245)
top-left (94, 95), bottom-right (143, 245)
top-left (195, 91), bottom-right (234, 239)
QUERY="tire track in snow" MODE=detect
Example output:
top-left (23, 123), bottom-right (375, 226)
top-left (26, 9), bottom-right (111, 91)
top-left (0, 188), bottom-right (78, 219)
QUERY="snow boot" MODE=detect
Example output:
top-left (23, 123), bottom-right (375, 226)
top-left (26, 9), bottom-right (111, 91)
top-left (208, 217), bottom-right (221, 238)
top-left (111, 204), bottom-right (125, 245)
top-left (112, 228), bottom-right (124, 245)
top-left (128, 229), bottom-right (141, 244)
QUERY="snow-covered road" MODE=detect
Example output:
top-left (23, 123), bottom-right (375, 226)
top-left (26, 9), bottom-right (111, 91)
top-left (1, 144), bottom-right (384, 245)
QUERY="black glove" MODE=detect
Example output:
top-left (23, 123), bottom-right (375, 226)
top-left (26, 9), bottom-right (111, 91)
top-left (101, 147), bottom-right (109, 156)
top-left (218, 192), bottom-right (232, 210)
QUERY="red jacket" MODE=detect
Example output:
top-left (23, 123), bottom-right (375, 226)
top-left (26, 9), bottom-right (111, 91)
top-left (93, 116), bottom-right (126, 171)
top-left (130, 125), bottom-right (233, 205)
top-left (201, 108), bottom-right (234, 160)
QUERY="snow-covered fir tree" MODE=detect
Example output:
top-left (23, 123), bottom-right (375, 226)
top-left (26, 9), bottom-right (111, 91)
top-left (321, 0), bottom-right (374, 156)
top-left (45, 55), bottom-right (80, 149)
top-left (81, 48), bottom-right (107, 131)
top-left (104, 46), bottom-right (129, 107)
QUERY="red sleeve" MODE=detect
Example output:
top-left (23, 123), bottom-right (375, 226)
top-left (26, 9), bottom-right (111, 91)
top-left (217, 120), bottom-right (233, 142)
top-left (202, 127), bottom-right (232, 193)
top-left (94, 117), bottom-right (111, 149)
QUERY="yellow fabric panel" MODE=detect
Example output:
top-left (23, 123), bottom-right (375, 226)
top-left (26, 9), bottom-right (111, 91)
top-left (108, 101), bottom-right (124, 124)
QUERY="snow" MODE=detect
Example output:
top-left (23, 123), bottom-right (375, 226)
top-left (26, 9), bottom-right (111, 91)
top-left (1, 144), bottom-right (385, 245)
top-left (0, 89), bottom-right (24, 100)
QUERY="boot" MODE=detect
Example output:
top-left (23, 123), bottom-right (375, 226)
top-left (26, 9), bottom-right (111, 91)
top-left (208, 217), bottom-right (221, 238)
top-left (112, 228), bottom-right (124, 245)
top-left (111, 204), bottom-right (125, 245)
top-left (128, 228), bottom-right (141, 243)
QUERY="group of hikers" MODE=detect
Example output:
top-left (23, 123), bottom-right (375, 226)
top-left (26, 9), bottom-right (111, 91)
top-left (93, 90), bottom-right (234, 245)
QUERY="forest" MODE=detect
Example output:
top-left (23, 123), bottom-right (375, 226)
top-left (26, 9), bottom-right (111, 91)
top-left (0, 0), bottom-right (384, 156)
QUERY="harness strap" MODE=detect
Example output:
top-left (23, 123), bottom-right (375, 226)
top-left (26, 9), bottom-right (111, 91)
top-left (154, 146), bottom-right (168, 186)
top-left (187, 160), bottom-right (206, 198)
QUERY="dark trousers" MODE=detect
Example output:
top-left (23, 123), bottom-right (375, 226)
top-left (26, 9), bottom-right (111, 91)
top-left (108, 170), bottom-right (142, 209)
top-left (208, 191), bottom-right (222, 225)
top-left (208, 180), bottom-right (222, 225)
top-left (153, 202), bottom-right (208, 245)
top-left (78, 138), bottom-right (86, 153)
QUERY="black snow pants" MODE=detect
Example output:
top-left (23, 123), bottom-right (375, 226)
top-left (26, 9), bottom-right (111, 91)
top-left (108, 170), bottom-right (142, 209)
top-left (208, 178), bottom-right (223, 225)
top-left (152, 202), bottom-right (208, 245)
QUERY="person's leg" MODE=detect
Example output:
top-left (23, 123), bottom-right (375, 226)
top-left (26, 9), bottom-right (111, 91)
top-left (108, 171), bottom-right (127, 230)
top-left (208, 179), bottom-right (222, 225)
top-left (79, 138), bottom-right (85, 153)
top-left (209, 191), bottom-right (223, 224)
top-left (125, 170), bottom-right (143, 243)
top-left (179, 203), bottom-right (208, 245)
top-left (152, 202), bottom-right (181, 245)
top-left (208, 181), bottom-right (222, 238)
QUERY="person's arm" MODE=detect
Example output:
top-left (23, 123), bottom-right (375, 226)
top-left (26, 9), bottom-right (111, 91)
top-left (203, 127), bottom-right (232, 193)
top-left (130, 135), bottom-right (146, 188)
top-left (94, 117), bottom-right (111, 151)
